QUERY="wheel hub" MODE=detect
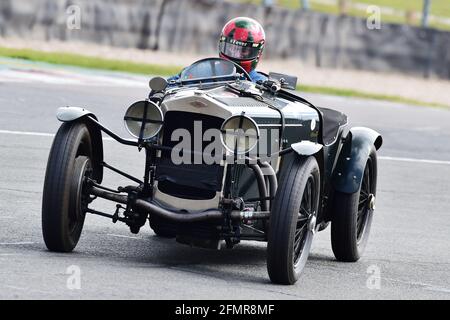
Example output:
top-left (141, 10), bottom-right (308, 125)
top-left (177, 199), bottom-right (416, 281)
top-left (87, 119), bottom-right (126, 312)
top-left (70, 157), bottom-right (92, 222)
top-left (368, 194), bottom-right (376, 211)
top-left (307, 214), bottom-right (317, 233)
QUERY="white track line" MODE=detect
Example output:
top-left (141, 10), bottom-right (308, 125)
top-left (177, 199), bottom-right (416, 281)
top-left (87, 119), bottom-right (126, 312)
top-left (1, 129), bottom-right (449, 166)
top-left (0, 129), bottom-right (113, 141)
top-left (0, 69), bottom-right (147, 87)
top-left (106, 234), bottom-right (143, 240)
top-left (0, 242), bottom-right (36, 245)
top-left (379, 156), bottom-right (450, 166)
top-left (0, 129), bottom-right (55, 137)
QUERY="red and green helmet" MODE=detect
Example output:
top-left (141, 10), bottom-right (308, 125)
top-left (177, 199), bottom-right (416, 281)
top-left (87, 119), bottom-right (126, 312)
top-left (219, 17), bottom-right (266, 73)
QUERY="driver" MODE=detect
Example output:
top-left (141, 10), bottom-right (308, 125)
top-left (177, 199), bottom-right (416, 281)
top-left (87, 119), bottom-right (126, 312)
top-left (168, 17), bottom-right (267, 83)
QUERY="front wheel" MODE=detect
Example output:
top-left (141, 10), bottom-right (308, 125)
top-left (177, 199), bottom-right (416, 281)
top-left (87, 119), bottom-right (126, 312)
top-left (42, 122), bottom-right (94, 252)
top-left (267, 156), bottom-right (320, 285)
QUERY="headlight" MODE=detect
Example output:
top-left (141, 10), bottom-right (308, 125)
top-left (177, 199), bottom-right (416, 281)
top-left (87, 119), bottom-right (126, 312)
top-left (124, 100), bottom-right (163, 139)
top-left (221, 114), bottom-right (259, 154)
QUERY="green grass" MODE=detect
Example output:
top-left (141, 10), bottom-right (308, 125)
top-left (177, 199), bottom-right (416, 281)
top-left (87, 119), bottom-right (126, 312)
top-left (356, 0), bottom-right (450, 17)
top-left (233, 0), bottom-right (450, 31)
top-left (297, 85), bottom-right (448, 109)
top-left (0, 46), bottom-right (447, 109)
top-left (0, 47), bottom-right (183, 76)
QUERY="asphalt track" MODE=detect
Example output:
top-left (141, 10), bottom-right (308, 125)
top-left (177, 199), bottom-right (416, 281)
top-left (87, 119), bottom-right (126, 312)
top-left (0, 60), bottom-right (449, 299)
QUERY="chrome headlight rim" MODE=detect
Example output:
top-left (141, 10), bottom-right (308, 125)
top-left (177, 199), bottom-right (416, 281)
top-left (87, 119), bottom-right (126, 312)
top-left (123, 100), bottom-right (164, 140)
top-left (220, 114), bottom-right (260, 155)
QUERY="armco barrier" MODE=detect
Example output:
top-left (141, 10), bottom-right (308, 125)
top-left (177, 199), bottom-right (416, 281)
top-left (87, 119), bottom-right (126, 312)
top-left (0, 0), bottom-right (449, 79)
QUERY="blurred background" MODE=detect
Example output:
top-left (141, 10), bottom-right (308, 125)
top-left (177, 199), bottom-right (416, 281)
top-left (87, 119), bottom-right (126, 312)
top-left (1, 1), bottom-right (450, 300)
top-left (238, 0), bottom-right (450, 30)
top-left (0, 0), bottom-right (449, 107)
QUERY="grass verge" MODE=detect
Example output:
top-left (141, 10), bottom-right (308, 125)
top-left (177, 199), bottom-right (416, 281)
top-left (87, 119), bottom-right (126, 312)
top-left (0, 46), bottom-right (447, 109)
top-left (234, 0), bottom-right (450, 31)
top-left (297, 85), bottom-right (448, 109)
top-left (0, 47), bottom-right (182, 76)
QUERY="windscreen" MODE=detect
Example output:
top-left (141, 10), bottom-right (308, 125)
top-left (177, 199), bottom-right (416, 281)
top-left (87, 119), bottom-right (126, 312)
top-left (180, 58), bottom-right (236, 81)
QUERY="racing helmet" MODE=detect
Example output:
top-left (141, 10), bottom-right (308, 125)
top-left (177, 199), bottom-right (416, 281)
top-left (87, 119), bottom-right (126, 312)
top-left (219, 17), bottom-right (266, 73)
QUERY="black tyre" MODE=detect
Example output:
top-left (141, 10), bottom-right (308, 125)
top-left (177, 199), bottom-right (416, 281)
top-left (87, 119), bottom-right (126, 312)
top-left (267, 156), bottom-right (320, 285)
top-left (331, 146), bottom-right (377, 262)
top-left (149, 219), bottom-right (176, 238)
top-left (42, 122), bottom-right (94, 252)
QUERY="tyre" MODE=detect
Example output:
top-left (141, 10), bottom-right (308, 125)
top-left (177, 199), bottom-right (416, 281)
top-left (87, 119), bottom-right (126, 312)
top-left (267, 156), bottom-right (320, 285)
top-left (331, 146), bottom-right (377, 262)
top-left (42, 122), bottom-right (94, 252)
top-left (149, 219), bottom-right (176, 238)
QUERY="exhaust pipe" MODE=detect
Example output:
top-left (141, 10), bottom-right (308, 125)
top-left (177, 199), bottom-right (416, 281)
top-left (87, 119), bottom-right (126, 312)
top-left (90, 186), bottom-right (270, 223)
top-left (135, 199), bottom-right (223, 222)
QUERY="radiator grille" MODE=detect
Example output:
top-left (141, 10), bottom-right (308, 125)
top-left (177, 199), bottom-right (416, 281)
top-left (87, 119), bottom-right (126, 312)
top-left (156, 111), bottom-right (224, 200)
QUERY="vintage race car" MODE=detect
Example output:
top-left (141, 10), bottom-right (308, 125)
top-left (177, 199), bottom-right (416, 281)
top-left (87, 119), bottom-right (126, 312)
top-left (42, 58), bottom-right (382, 285)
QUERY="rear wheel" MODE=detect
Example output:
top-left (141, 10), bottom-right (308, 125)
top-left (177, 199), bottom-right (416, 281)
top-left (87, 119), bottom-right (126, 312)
top-left (42, 122), bottom-right (93, 252)
top-left (267, 156), bottom-right (320, 285)
top-left (331, 146), bottom-right (377, 262)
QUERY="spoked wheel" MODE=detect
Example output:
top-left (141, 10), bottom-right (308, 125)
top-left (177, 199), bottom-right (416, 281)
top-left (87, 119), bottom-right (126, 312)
top-left (331, 146), bottom-right (377, 262)
top-left (42, 122), bottom-right (94, 252)
top-left (294, 176), bottom-right (318, 272)
top-left (267, 156), bottom-right (320, 285)
top-left (356, 162), bottom-right (375, 244)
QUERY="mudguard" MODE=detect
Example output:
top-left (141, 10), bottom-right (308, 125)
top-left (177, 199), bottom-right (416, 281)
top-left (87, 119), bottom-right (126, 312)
top-left (56, 106), bottom-right (97, 122)
top-left (56, 107), bottom-right (104, 183)
top-left (332, 127), bottom-right (382, 194)
top-left (291, 141), bottom-right (324, 173)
